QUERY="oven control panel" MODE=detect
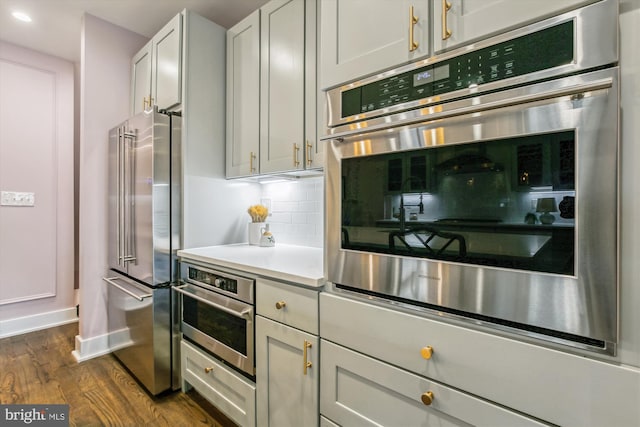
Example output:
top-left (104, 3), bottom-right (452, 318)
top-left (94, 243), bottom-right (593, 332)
top-left (341, 20), bottom-right (574, 118)
top-left (188, 267), bottom-right (238, 294)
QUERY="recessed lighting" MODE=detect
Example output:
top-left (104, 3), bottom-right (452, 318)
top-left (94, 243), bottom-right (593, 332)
top-left (12, 11), bottom-right (32, 22)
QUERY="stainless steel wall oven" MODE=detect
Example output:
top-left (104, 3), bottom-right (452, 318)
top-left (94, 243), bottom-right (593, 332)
top-left (175, 262), bottom-right (255, 378)
top-left (324, 0), bottom-right (619, 354)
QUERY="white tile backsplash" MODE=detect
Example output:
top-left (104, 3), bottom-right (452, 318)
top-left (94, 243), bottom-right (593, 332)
top-left (260, 177), bottom-right (324, 248)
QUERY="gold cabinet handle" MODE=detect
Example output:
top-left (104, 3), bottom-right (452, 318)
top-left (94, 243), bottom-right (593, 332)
top-left (275, 300), bottom-right (287, 310)
top-left (442, 0), bottom-right (452, 40)
top-left (306, 141), bottom-right (313, 166)
top-left (409, 6), bottom-right (419, 52)
top-left (293, 143), bottom-right (300, 167)
top-left (204, 367), bottom-right (214, 374)
top-left (420, 346), bottom-right (434, 360)
top-left (250, 151), bottom-right (257, 173)
top-left (421, 391), bottom-right (435, 406)
top-left (303, 340), bottom-right (312, 375)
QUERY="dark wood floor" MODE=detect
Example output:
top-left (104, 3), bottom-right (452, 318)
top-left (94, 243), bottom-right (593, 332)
top-left (0, 322), bottom-right (236, 426)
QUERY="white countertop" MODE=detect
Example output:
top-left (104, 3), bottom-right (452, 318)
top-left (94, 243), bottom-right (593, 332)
top-left (177, 244), bottom-right (324, 287)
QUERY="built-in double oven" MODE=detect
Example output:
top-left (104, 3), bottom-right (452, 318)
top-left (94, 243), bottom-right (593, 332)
top-left (324, 0), bottom-right (620, 355)
top-left (174, 262), bottom-right (256, 378)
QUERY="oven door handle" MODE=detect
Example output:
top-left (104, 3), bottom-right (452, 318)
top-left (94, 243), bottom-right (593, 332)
top-left (173, 284), bottom-right (253, 319)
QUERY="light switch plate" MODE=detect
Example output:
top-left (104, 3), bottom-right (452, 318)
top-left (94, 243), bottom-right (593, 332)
top-left (1, 191), bottom-right (35, 206)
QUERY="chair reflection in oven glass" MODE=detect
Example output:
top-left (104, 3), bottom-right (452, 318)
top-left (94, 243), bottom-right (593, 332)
top-left (388, 226), bottom-right (467, 258)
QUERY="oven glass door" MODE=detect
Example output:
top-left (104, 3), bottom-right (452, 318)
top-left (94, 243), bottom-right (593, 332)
top-left (176, 283), bottom-right (254, 376)
top-left (341, 130), bottom-right (575, 275)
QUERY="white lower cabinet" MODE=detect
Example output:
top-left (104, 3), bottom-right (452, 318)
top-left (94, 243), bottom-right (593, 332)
top-left (320, 293), bottom-right (640, 427)
top-left (256, 278), bottom-right (320, 427)
top-left (181, 340), bottom-right (256, 427)
top-left (256, 316), bottom-right (319, 427)
top-left (320, 340), bottom-right (547, 427)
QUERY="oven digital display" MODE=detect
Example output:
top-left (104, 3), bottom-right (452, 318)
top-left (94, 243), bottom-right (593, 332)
top-left (341, 20), bottom-right (574, 118)
top-left (413, 70), bottom-right (433, 86)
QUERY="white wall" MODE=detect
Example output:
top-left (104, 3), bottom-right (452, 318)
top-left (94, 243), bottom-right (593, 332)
top-left (0, 41), bottom-right (76, 337)
top-left (259, 177), bottom-right (324, 248)
top-left (74, 14), bottom-right (147, 360)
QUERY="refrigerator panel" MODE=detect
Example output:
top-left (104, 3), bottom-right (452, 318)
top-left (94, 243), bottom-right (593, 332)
top-left (126, 111), bottom-right (172, 286)
top-left (105, 272), bottom-right (171, 395)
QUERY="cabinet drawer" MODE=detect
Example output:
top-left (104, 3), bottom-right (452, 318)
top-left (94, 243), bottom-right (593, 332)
top-left (181, 340), bottom-right (255, 427)
top-left (320, 340), bottom-right (548, 427)
top-left (257, 278), bottom-right (318, 334)
top-left (320, 293), bottom-right (640, 427)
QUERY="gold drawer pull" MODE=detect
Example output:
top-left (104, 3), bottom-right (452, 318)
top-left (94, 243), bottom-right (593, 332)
top-left (275, 300), bottom-right (287, 310)
top-left (420, 346), bottom-right (434, 360)
top-left (421, 391), bottom-right (434, 406)
top-left (204, 367), bottom-right (214, 374)
top-left (303, 340), bottom-right (312, 375)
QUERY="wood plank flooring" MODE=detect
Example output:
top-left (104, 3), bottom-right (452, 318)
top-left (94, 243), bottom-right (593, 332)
top-left (0, 322), bottom-right (237, 426)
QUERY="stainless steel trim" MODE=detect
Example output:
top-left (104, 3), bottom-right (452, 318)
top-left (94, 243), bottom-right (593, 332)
top-left (102, 276), bottom-right (152, 301)
top-left (174, 284), bottom-right (252, 319)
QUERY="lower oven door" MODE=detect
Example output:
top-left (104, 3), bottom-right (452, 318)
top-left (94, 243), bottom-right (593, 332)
top-left (174, 283), bottom-right (255, 377)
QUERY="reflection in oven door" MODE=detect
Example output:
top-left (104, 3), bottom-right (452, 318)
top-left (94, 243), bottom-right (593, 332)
top-left (175, 282), bottom-right (255, 378)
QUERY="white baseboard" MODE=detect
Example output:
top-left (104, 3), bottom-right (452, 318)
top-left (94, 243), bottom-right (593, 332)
top-left (72, 332), bottom-right (112, 362)
top-left (0, 307), bottom-right (78, 339)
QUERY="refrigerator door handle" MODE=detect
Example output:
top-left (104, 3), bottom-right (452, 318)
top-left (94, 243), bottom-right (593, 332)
top-left (103, 276), bottom-right (152, 301)
top-left (116, 126), bottom-right (124, 266)
top-left (123, 129), bottom-right (137, 264)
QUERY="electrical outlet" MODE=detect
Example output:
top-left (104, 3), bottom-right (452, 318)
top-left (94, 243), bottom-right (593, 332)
top-left (0, 191), bottom-right (35, 206)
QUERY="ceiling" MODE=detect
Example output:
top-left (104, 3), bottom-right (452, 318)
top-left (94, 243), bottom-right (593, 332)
top-left (0, 0), bottom-right (269, 63)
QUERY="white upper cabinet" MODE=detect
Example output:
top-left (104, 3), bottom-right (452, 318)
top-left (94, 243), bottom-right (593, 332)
top-left (152, 13), bottom-right (182, 111)
top-left (227, 0), bottom-right (320, 178)
top-left (433, 0), bottom-right (596, 53)
top-left (131, 41), bottom-right (152, 115)
top-left (319, 0), bottom-right (430, 89)
top-left (130, 13), bottom-right (182, 115)
top-left (260, 0), bottom-right (306, 174)
top-left (226, 10), bottom-right (261, 178)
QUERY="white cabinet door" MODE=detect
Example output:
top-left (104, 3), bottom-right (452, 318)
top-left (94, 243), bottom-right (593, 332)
top-left (152, 13), bottom-right (182, 111)
top-left (320, 340), bottom-right (549, 427)
top-left (256, 316), bottom-right (319, 427)
top-left (131, 41), bottom-right (152, 115)
top-left (260, 0), bottom-right (306, 174)
top-left (433, 0), bottom-right (595, 53)
top-left (319, 0), bottom-right (429, 89)
top-left (181, 340), bottom-right (256, 427)
top-left (226, 10), bottom-right (261, 178)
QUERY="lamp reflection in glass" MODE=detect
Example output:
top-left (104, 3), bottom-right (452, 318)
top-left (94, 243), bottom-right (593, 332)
top-left (536, 197), bottom-right (558, 224)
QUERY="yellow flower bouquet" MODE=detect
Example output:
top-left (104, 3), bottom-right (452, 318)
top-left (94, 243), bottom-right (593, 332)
top-left (247, 204), bottom-right (269, 223)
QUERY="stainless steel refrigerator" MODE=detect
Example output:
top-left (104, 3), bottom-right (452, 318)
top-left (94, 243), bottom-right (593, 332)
top-left (103, 109), bottom-right (181, 395)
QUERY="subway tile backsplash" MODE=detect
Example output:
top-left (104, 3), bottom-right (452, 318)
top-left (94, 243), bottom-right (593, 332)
top-left (260, 176), bottom-right (324, 248)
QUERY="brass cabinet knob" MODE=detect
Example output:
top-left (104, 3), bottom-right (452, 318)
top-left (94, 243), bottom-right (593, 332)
top-left (275, 301), bottom-right (287, 310)
top-left (421, 391), bottom-right (434, 406)
top-left (204, 367), bottom-right (214, 374)
top-left (420, 346), bottom-right (434, 360)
